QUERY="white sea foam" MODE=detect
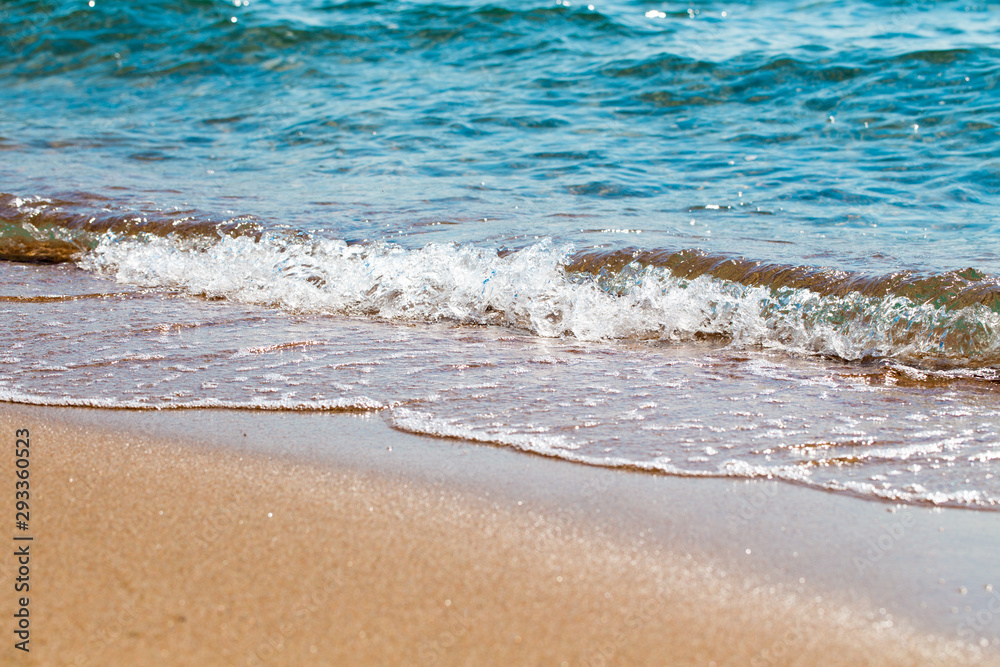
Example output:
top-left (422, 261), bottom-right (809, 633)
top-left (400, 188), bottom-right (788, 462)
top-left (387, 409), bottom-right (999, 507)
top-left (388, 407), bottom-right (581, 455)
top-left (0, 389), bottom-right (387, 412)
top-left (77, 233), bottom-right (1000, 367)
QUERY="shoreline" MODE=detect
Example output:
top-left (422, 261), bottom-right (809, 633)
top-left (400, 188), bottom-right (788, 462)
top-left (1, 402), bottom-right (997, 665)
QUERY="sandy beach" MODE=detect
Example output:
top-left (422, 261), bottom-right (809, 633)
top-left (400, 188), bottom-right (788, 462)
top-left (0, 403), bottom-right (995, 666)
top-left (8, 0), bottom-right (1000, 664)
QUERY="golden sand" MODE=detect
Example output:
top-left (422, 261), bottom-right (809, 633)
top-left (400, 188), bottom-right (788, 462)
top-left (0, 406), bottom-right (992, 666)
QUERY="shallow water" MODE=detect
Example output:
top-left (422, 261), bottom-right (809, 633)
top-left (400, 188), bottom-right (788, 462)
top-left (2, 0), bottom-right (1000, 506)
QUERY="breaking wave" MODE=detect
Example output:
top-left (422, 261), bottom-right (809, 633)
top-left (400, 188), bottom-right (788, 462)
top-left (67, 228), bottom-right (1000, 370)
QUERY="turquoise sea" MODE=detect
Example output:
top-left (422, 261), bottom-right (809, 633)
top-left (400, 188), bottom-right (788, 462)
top-left (3, 0), bottom-right (1000, 506)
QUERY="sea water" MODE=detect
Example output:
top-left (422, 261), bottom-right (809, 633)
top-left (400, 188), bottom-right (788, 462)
top-left (2, 0), bottom-right (1000, 506)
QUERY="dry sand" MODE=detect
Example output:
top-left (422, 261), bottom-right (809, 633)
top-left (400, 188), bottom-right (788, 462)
top-left (0, 404), bottom-right (995, 666)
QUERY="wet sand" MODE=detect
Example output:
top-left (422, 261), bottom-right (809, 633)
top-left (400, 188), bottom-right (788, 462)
top-left (0, 403), bottom-right (997, 666)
